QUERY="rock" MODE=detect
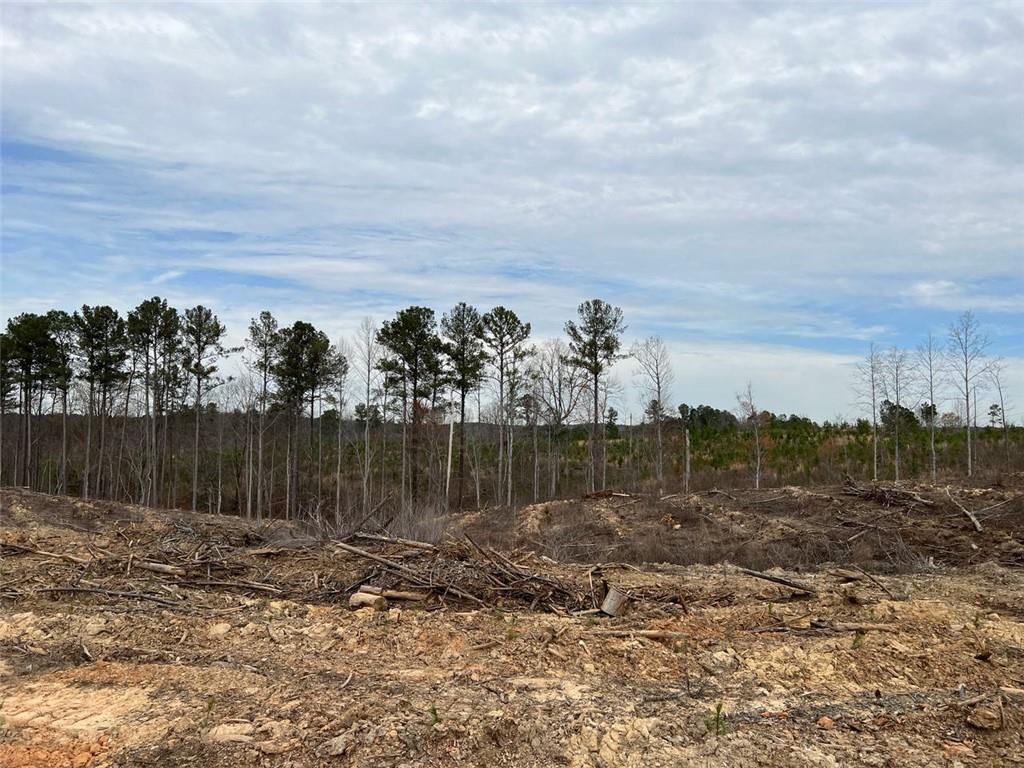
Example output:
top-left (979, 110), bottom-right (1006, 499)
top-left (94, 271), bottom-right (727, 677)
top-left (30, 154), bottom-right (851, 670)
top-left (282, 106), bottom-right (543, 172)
top-left (207, 622), bottom-right (232, 638)
top-left (321, 733), bottom-right (351, 756)
top-left (256, 740), bottom-right (293, 754)
top-left (966, 703), bottom-right (1003, 730)
top-left (204, 722), bottom-right (255, 743)
top-left (943, 741), bottom-right (975, 759)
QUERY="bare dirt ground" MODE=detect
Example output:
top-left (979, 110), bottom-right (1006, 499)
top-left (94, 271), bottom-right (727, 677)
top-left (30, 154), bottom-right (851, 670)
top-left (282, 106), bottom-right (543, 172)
top-left (2, 484), bottom-right (1023, 767)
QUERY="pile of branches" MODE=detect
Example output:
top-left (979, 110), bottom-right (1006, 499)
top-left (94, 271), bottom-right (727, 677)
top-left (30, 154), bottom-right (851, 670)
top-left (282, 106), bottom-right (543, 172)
top-left (841, 477), bottom-right (936, 509)
top-left (335, 533), bottom-right (588, 613)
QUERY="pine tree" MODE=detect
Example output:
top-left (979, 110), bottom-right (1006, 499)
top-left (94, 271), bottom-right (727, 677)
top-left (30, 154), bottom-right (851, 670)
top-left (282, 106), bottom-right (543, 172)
top-left (183, 305), bottom-right (232, 512)
top-left (377, 307), bottom-right (442, 507)
top-left (441, 302), bottom-right (487, 510)
top-left (564, 299), bottom-right (625, 491)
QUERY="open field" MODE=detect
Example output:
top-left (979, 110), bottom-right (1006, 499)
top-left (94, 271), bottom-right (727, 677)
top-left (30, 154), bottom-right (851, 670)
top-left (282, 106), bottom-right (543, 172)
top-left (1, 485), bottom-right (1023, 767)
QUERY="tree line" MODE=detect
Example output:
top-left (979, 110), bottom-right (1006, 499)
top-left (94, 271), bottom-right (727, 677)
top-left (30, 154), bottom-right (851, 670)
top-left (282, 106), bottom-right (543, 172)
top-left (854, 311), bottom-right (1014, 484)
top-left (1, 300), bottom-right (1018, 526)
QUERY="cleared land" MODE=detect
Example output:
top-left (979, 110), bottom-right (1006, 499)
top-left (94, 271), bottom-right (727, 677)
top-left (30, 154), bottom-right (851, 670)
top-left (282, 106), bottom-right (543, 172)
top-left (1, 483), bottom-right (1022, 767)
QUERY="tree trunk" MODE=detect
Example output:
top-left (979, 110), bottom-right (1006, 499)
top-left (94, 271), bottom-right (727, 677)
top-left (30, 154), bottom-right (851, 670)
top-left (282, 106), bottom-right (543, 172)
top-left (115, 365), bottom-right (135, 501)
top-left (285, 419), bottom-right (292, 520)
top-left (60, 388), bottom-right (68, 495)
top-left (532, 420), bottom-right (539, 503)
top-left (98, 387), bottom-right (109, 498)
top-left (591, 372), bottom-right (599, 492)
top-left (83, 382), bottom-right (94, 499)
top-left (192, 377), bottom-right (201, 511)
top-left (684, 427), bottom-right (691, 494)
top-left (335, 388), bottom-right (343, 527)
top-left (965, 369), bottom-right (972, 477)
top-left (506, 419), bottom-right (514, 507)
top-left (456, 389), bottom-right (467, 510)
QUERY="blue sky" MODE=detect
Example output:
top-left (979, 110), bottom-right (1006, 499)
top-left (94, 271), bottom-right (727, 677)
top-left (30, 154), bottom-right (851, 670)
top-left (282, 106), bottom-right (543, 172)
top-left (1, 2), bottom-right (1021, 420)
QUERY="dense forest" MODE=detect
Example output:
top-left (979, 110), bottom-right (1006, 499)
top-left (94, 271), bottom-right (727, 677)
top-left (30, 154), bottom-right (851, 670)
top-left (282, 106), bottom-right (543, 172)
top-left (1, 299), bottom-right (1019, 528)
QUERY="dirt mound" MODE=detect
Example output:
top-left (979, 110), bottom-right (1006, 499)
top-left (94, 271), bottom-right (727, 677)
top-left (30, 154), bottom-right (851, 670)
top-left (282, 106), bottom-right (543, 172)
top-left (2, 488), bottom-right (1023, 766)
top-left (462, 483), bottom-right (1024, 571)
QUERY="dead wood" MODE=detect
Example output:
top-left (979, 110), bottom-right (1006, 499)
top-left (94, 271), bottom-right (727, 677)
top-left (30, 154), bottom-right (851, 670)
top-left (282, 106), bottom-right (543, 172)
top-left (349, 591), bottom-right (387, 610)
top-left (358, 585), bottom-right (429, 601)
top-left (588, 629), bottom-right (685, 640)
top-left (136, 561), bottom-right (187, 577)
top-left (29, 586), bottom-right (181, 607)
top-left (352, 532), bottom-right (437, 551)
top-left (737, 567), bottom-right (817, 595)
top-left (841, 478), bottom-right (935, 508)
top-left (945, 487), bottom-right (983, 533)
top-left (332, 540), bottom-right (485, 605)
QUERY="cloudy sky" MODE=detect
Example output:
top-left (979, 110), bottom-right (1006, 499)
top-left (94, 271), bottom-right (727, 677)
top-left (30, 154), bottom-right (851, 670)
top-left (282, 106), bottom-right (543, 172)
top-left (2, 2), bottom-right (1022, 420)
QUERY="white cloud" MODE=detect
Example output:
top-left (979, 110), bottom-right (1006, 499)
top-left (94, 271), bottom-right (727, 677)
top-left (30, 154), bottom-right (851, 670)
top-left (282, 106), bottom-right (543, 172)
top-left (1, 2), bottom-right (1022, 419)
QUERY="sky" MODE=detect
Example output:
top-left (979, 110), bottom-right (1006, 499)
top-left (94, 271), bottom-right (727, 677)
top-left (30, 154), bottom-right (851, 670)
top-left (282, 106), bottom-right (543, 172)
top-left (1, 2), bottom-right (1022, 422)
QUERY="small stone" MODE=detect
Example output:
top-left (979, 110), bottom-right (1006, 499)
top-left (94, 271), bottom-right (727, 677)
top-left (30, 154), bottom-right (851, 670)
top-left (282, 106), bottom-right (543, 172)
top-left (966, 704), bottom-right (1002, 730)
top-left (321, 734), bottom-right (351, 756)
top-left (943, 741), bottom-right (975, 759)
top-left (204, 722), bottom-right (255, 743)
top-left (207, 622), bottom-right (232, 638)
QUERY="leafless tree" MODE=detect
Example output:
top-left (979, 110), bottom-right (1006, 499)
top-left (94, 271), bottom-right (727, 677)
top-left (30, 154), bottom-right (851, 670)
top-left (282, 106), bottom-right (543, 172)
top-left (533, 340), bottom-right (586, 498)
top-left (881, 346), bottom-right (911, 483)
top-left (736, 382), bottom-right (762, 490)
top-left (947, 311), bottom-right (990, 477)
top-left (353, 317), bottom-right (380, 513)
top-left (988, 358), bottom-right (1011, 466)
top-left (914, 332), bottom-right (943, 482)
top-left (854, 344), bottom-right (883, 481)
top-left (631, 336), bottom-right (674, 494)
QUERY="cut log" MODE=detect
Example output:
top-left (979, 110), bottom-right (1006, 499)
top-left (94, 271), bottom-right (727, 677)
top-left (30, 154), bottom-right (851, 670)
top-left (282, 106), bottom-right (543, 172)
top-left (349, 592), bottom-right (387, 610)
top-left (358, 585), bottom-right (429, 602)
top-left (136, 561), bottom-right (186, 577)
top-left (600, 586), bottom-right (631, 617)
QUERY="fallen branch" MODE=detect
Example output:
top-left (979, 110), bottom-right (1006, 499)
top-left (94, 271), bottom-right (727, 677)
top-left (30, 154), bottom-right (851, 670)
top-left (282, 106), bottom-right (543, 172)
top-left (0, 541), bottom-right (91, 564)
top-left (175, 579), bottom-right (282, 594)
top-left (737, 567), bottom-right (817, 595)
top-left (352, 532), bottom-right (437, 551)
top-left (831, 622), bottom-right (897, 633)
top-left (588, 629), bottom-right (685, 640)
top-left (136, 561), bottom-right (187, 577)
top-left (748, 494), bottom-right (788, 505)
top-left (850, 565), bottom-right (895, 599)
top-left (30, 586), bottom-right (180, 607)
top-left (946, 488), bottom-right (983, 532)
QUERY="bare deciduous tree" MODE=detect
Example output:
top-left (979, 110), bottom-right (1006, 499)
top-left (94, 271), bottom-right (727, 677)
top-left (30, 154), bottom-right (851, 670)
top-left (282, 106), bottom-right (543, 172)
top-left (533, 339), bottom-right (586, 498)
top-left (736, 382), bottom-right (762, 490)
top-left (353, 317), bottom-right (380, 513)
top-left (947, 311), bottom-right (990, 477)
top-left (914, 332), bottom-right (943, 482)
top-left (631, 336), bottom-right (674, 494)
top-left (854, 344), bottom-right (883, 481)
top-left (881, 346), bottom-right (910, 483)
top-left (988, 358), bottom-right (1011, 466)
